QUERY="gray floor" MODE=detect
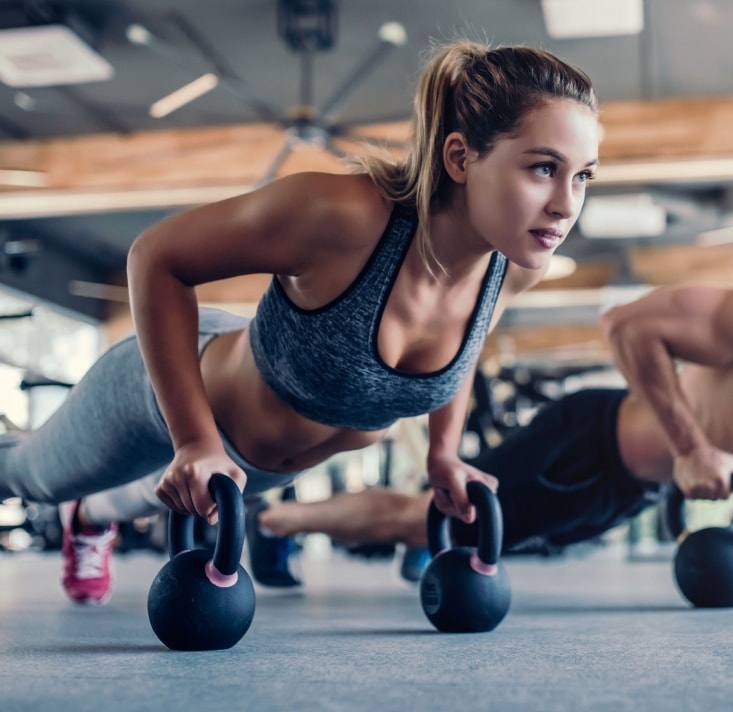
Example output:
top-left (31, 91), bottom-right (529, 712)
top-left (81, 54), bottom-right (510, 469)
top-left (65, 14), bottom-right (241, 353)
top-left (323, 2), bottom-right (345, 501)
top-left (0, 543), bottom-right (730, 712)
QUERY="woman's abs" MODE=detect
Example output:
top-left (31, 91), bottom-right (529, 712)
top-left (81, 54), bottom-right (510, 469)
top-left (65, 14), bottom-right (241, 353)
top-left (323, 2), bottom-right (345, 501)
top-left (200, 328), bottom-right (388, 472)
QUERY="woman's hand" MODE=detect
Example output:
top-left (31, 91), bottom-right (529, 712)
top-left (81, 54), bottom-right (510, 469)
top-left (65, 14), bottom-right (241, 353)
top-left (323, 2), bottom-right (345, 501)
top-left (155, 441), bottom-right (247, 525)
top-left (427, 452), bottom-right (498, 523)
top-left (673, 444), bottom-right (733, 500)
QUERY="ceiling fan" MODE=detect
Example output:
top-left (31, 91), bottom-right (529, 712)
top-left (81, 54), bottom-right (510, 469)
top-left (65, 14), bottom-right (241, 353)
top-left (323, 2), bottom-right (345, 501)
top-left (125, 0), bottom-right (409, 185)
top-left (0, 0), bottom-right (408, 305)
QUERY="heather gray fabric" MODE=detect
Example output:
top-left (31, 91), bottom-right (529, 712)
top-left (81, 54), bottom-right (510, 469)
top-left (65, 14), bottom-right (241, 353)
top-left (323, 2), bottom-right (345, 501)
top-left (0, 308), bottom-right (299, 522)
top-left (250, 204), bottom-right (509, 431)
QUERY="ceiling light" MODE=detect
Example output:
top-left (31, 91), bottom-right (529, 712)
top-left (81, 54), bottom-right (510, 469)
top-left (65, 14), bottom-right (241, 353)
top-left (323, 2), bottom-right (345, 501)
top-left (540, 0), bottom-right (644, 39)
top-left (378, 22), bottom-right (407, 46)
top-left (149, 73), bottom-right (220, 118)
top-left (125, 24), bottom-right (153, 46)
top-left (579, 194), bottom-right (667, 239)
top-left (0, 25), bottom-right (113, 87)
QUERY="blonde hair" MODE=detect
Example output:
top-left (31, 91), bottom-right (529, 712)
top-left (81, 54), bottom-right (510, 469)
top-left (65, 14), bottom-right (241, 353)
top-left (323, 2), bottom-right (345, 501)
top-left (354, 41), bottom-right (599, 273)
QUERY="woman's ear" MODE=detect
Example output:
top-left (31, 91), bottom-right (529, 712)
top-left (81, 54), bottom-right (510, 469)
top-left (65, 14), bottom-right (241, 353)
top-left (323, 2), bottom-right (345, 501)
top-left (442, 132), bottom-right (470, 184)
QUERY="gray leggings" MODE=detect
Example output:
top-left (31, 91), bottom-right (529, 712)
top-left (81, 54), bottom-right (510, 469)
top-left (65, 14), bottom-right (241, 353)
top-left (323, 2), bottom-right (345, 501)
top-left (0, 308), bottom-right (300, 524)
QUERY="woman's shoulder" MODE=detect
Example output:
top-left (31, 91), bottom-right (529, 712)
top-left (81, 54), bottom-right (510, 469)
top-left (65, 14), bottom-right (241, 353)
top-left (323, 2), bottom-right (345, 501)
top-left (273, 171), bottom-right (394, 246)
top-left (277, 171), bottom-right (389, 210)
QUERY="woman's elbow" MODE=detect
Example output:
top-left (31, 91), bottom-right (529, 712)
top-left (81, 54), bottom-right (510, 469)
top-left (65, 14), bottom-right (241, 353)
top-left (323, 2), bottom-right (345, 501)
top-left (126, 229), bottom-right (167, 285)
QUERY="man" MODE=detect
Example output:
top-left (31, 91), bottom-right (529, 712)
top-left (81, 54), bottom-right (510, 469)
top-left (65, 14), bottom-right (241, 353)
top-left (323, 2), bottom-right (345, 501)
top-left (247, 283), bottom-right (733, 585)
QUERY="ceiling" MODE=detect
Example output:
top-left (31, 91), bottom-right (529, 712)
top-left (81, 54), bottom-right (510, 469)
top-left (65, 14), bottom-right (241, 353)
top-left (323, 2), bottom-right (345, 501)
top-left (1, 0), bottom-right (733, 347)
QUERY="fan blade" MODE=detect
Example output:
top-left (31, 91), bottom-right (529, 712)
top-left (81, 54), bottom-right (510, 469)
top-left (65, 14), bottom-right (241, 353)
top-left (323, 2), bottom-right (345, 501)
top-left (324, 139), bottom-right (347, 160)
top-left (318, 22), bottom-right (407, 122)
top-left (165, 11), bottom-right (240, 79)
top-left (56, 86), bottom-right (132, 134)
top-left (332, 110), bottom-right (412, 129)
top-left (126, 23), bottom-right (282, 124)
top-left (164, 11), bottom-right (284, 124)
top-left (299, 50), bottom-right (316, 108)
top-left (255, 137), bottom-right (296, 188)
top-left (328, 114), bottom-right (410, 152)
top-left (336, 132), bottom-right (407, 150)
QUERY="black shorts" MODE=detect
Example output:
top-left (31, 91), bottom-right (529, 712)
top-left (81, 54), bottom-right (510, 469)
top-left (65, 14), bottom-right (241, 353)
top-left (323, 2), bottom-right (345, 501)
top-left (463, 389), bottom-right (664, 550)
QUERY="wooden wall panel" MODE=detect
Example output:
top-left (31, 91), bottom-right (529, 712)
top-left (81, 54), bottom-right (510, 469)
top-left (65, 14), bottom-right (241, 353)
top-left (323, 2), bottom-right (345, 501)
top-left (4, 95), bottom-right (733, 209)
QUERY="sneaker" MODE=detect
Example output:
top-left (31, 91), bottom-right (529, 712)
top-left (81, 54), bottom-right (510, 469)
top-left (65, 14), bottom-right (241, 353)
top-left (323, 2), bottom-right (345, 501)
top-left (59, 500), bottom-right (118, 605)
top-left (245, 498), bottom-right (301, 588)
top-left (399, 546), bottom-right (432, 583)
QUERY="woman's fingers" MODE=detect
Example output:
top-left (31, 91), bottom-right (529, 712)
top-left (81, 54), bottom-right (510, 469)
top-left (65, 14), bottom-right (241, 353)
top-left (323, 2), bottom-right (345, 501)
top-left (433, 485), bottom-right (475, 523)
top-left (156, 460), bottom-right (247, 523)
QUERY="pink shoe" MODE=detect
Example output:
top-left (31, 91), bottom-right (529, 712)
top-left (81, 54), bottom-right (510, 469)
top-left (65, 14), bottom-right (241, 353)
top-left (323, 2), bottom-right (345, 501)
top-left (59, 501), bottom-right (118, 605)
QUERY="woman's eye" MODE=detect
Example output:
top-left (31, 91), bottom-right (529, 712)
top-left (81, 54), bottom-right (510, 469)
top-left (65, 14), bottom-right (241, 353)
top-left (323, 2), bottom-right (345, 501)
top-left (532, 163), bottom-right (554, 177)
top-left (576, 170), bottom-right (596, 183)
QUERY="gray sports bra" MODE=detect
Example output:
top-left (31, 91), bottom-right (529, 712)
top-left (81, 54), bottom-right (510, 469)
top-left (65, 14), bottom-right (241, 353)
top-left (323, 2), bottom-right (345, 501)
top-left (249, 204), bottom-right (508, 430)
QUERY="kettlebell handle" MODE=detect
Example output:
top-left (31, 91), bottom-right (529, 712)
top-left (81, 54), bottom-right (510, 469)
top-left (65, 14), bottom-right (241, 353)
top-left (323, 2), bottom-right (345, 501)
top-left (665, 485), bottom-right (687, 541)
top-left (427, 481), bottom-right (503, 566)
top-left (168, 473), bottom-right (245, 577)
top-left (666, 475), bottom-right (733, 541)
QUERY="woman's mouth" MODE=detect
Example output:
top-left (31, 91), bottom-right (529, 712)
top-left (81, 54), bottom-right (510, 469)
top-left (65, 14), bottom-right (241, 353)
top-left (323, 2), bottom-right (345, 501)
top-left (530, 229), bottom-right (563, 250)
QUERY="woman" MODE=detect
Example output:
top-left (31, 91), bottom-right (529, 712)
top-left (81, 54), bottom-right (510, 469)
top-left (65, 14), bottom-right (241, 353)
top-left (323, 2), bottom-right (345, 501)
top-left (0, 40), bottom-right (599, 603)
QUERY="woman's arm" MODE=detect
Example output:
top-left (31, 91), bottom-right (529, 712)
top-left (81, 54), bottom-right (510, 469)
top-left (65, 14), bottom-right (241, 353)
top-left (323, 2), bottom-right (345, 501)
top-left (427, 364), bottom-right (499, 522)
top-left (601, 284), bottom-right (733, 499)
top-left (426, 261), bottom-right (550, 521)
top-left (127, 173), bottom-right (382, 519)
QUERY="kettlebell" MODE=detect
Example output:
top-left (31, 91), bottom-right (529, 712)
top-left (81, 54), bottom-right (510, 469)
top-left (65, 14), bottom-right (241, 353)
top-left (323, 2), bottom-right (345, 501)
top-left (666, 484), bottom-right (733, 608)
top-left (147, 473), bottom-right (256, 650)
top-left (419, 481), bottom-right (511, 633)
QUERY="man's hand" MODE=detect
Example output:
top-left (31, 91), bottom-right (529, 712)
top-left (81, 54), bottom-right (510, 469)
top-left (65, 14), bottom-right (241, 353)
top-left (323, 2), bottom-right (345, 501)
top-left (673, 444), bottom-right (733, 500)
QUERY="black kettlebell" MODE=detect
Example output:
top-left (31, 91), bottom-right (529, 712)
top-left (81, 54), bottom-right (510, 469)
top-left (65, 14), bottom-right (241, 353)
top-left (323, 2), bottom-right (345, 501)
top-left (419, 481), bottom-right (511, 633)
top-left (147, 473), bottom-right (256, 650)
top-left (666, 484), bottom-right (733, 607)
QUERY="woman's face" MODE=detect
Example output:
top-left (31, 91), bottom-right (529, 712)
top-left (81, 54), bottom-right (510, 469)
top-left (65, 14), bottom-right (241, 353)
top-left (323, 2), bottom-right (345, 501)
top-left (463, 99), bottom-right (599, 271)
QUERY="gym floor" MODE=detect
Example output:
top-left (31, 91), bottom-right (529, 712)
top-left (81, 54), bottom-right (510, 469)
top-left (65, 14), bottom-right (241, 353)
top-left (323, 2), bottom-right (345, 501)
top-left (0, 545), bottom-right (729, 712)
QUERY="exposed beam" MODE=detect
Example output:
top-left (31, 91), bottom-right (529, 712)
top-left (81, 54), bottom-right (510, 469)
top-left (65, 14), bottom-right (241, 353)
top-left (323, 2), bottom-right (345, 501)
top-left (598, 97), bottom-right (733, 160)
top-left (5, 154), bottom-right (733, 219)
top-left (0, 185), bottom-right (254, 219)
top-left (482, 324), bottom-right (608, 361)
top-left (0, 122), bottom-right (356, 190)
top-left (538, 260), bottom-right (619, 290)
top-left (3, 96), bottom-right (733, 217)
top-left (629, 243), bottom-right (733, 284)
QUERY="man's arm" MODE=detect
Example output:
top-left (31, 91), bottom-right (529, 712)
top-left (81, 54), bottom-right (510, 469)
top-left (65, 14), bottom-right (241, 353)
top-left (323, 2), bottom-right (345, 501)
top-left (601, 284), bottom-right (733, 499)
